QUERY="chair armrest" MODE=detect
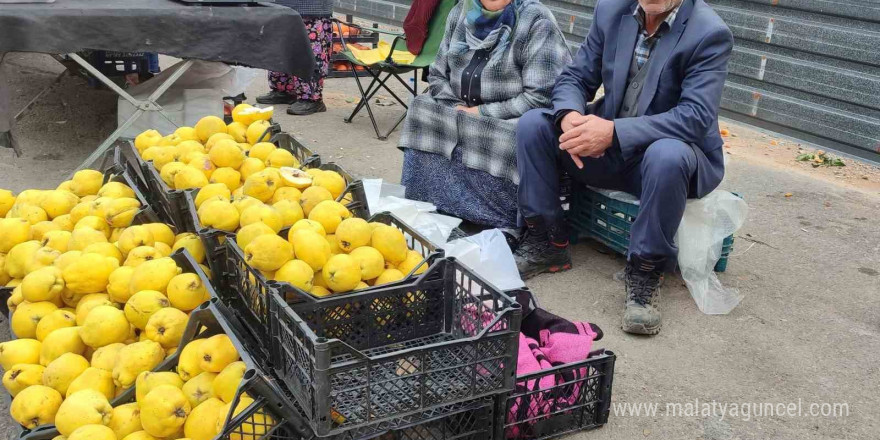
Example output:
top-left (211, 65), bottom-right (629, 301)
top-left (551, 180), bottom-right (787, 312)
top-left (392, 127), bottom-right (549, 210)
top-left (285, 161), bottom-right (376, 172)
top-left (384, 34), bottom-right (409, 64)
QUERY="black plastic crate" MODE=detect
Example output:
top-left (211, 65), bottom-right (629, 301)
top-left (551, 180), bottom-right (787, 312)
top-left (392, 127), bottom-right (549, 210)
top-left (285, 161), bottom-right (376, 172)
top-left (79, 143), bottom-right (163, 225)
top-left (301, 162), bottom-right (369, 219)
top-left (3, 194), bottom-right (163, 325)
top-left (328, 56), bottom-right (371, 79)
top-left (17, 300), bottom-right (310, 440)
top-left (275, 131), bottom-right (322, 169)
top-left (0, 162), bottom-right (161, 328)
top-left (221, 211), bottom-right (444, 361)
top-left (182, 161), bottom-right (365, 283)
top-left (104, 161), bottom-right (166, 225)
top-left (86, 51), bottom-right (151, 76)
top-left (0, 286), bottom-right (11, 324)
top-left (176, 135), bottom-right (324, 236)
top-left (76, 50), bottom-right (155, 87)
top-left (322, 397), bottom-right (498, 440)
top-left (499, 350), bottom-right (616, 440)
top-left (268, 258), bottom-right (521, 437)
top-left (272, 210), bottom-right (440, 302)
top-left (108, 141), bottom-right (162, 205)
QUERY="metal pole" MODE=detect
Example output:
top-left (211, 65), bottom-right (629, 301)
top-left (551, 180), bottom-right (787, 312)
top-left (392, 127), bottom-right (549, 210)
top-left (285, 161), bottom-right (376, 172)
top-left (14, 71), bottom-right (67, 121)
top-left (75, 108), bottom-right (145, 173)
top-left (147, 59), bottom-right (193, 103)
top-left (67, 53), bottom-right (141, 107)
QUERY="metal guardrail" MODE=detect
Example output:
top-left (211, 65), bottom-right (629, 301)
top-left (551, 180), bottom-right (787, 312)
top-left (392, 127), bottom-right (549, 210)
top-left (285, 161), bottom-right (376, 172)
top-left (334, 0), bottom-right (880, 163)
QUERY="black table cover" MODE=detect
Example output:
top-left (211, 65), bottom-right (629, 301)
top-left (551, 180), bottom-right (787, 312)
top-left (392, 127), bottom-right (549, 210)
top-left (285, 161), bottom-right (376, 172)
top-left (0, 0), bottom-right (316, 77)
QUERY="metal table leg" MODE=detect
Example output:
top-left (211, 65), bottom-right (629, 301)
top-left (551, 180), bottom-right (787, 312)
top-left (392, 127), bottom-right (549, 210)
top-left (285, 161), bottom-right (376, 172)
top-left (69, 54), bottom-right (195, 173)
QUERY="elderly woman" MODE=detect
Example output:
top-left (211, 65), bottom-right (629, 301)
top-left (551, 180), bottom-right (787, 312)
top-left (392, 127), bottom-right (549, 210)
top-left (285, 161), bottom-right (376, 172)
top-left (399, 0), bottom-right (570, 230)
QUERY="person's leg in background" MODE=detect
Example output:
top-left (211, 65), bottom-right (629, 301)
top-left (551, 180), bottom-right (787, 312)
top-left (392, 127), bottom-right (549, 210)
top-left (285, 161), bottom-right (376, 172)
top-left (514, 109), bottom-right (630, 279)
top-left (620, 138), bottom-right (697, 335)
top-left (0, 52), bottom-right (16, 150)
top-left (258, 17), bottom-right (333, 107)
top-left (258, 71), bottom-right (298, 105)
top-left (258, 70), bottom-right (298, 105)
top-left (286, 17), bottom-right (333, 116)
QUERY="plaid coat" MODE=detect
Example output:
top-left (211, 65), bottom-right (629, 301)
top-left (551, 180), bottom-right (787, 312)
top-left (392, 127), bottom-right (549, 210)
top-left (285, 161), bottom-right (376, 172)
top-left (398, 0), bottom-right (571, 184)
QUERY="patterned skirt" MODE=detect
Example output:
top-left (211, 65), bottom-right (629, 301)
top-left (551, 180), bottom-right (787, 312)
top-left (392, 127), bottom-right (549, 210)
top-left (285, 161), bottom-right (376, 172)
top-left (402, 148), bottom-right (519, 229)
top-left (268, 17), bottom-right (333, 101)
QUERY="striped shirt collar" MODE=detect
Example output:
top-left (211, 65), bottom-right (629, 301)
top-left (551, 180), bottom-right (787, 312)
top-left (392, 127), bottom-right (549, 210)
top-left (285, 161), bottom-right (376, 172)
top-left (633, 2), bottom-right (681, 37)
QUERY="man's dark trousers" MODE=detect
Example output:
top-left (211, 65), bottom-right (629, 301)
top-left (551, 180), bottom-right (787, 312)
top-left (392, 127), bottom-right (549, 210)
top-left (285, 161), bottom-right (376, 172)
top-left (517, 110), bottom-right (697, 266)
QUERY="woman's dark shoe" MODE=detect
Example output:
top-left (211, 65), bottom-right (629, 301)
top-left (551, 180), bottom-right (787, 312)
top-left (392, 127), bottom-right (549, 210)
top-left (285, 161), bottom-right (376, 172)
top-left (287, 100), bottom-right (327, 116)
top-left (256, 91), bottom-right (297, 105)
top-left (513, 216), bottom-right (572, 279)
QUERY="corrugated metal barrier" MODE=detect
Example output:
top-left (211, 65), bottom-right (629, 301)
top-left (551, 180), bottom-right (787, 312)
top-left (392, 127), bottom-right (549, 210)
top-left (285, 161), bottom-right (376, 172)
top-left (334, 0), bottom-right (880, 162)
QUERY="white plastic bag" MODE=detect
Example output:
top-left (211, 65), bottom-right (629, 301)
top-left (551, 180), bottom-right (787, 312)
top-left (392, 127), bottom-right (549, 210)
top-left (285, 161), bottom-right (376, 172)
top-left (362, 179), bottom-right (461, 245)
top-left (675, 190), bottom-right (748, 314)
top-left (446, 229), bottom-right (525, 291)
top-left (118, 60), bottom-right (260, 137)
top-left (362, 179), bottom-right (522, 289)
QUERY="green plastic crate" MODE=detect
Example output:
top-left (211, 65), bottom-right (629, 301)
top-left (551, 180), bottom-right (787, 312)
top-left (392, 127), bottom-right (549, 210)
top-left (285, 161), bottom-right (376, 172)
top-left (568, 187), bottom-right (734, 272)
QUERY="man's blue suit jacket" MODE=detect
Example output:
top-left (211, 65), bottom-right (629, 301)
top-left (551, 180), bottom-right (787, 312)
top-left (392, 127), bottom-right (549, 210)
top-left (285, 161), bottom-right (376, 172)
top-left (551, 0), bottom-right (734, 197)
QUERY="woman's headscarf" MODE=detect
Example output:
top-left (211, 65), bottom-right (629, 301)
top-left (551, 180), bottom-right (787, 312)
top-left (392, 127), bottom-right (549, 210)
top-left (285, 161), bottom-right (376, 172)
top-left (452, 0), bottom-right (528, 58)
top-left (466, 0), bottom-right (518, 40)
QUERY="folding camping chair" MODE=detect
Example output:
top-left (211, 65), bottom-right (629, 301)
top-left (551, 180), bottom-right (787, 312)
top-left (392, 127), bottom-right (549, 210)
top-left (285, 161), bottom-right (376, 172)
top-left (334, 0), bottom-right (457, 140)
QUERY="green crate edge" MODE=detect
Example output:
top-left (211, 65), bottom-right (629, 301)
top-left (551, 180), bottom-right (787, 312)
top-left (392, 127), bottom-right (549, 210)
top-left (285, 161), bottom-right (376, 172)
top-left (568, 187), bottom-right (736, 273)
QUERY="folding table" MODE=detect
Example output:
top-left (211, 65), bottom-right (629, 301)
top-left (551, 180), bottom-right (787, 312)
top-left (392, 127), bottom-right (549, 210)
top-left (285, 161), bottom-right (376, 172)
top-left (0, 0), bottom-right (316, 169)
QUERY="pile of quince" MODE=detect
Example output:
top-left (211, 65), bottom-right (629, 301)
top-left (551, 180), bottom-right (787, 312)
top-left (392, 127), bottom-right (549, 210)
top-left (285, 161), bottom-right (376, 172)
top-left (0, 173), bottom-right (240, 439)
top-left (8, 331), bottom-right (265, 440)
top-left (234, 200), bottom-right (428, 296)
top-left (133, 109), bottom-right (317, 196)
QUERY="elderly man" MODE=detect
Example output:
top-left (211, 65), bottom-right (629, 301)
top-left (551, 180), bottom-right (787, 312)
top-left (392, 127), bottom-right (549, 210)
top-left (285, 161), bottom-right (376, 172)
top-left (513, 0), bottom-right (733, 335)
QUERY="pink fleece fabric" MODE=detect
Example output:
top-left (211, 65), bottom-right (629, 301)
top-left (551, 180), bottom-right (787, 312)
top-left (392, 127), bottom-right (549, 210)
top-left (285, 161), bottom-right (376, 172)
top-left (539, 321), bottom-right (597, 365)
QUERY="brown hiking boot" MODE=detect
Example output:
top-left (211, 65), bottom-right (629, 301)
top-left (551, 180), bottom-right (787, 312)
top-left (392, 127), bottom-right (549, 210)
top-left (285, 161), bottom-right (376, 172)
top-left (622, 255), bottom-right (665, 335)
